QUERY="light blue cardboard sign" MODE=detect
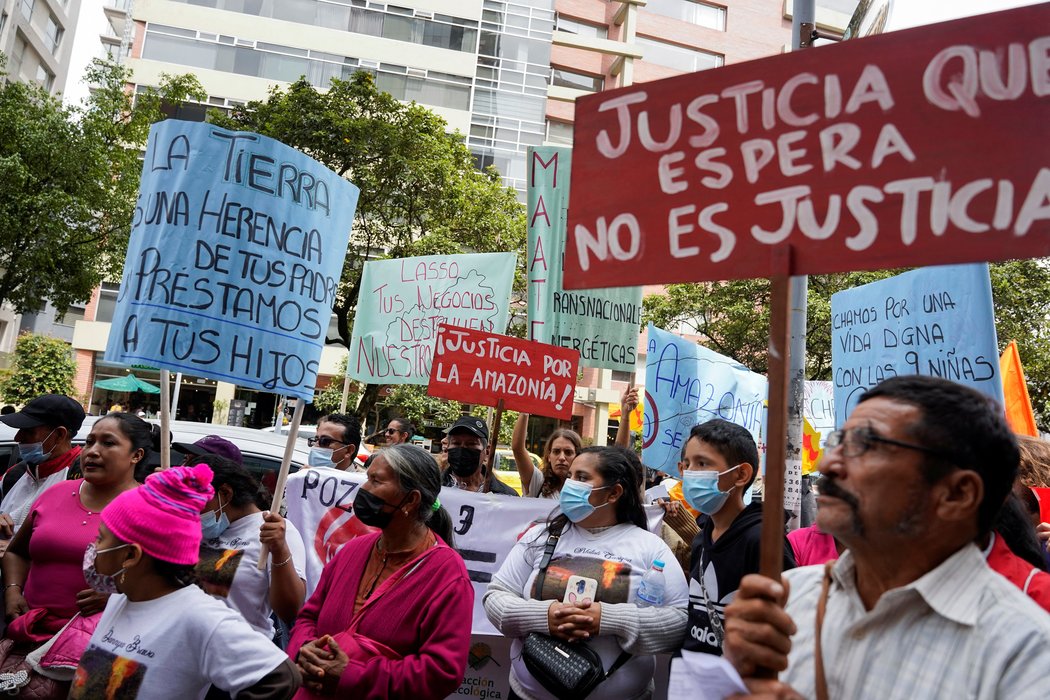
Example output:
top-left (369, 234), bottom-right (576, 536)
top-left (347, 253), bottom-right (517, 385)
top-left (642, 324), bottom-right (768, 477)
top-left (104, 121), bottom-right (359, 401)
top-left (830, 263), bottom-right (1002, 427)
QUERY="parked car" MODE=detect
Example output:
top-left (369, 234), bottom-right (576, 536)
top-left (490, 448), bottom-right (542, 495)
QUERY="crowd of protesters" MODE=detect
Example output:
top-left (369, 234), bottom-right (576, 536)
top-left (0, 373), bottom-right (1046, 698)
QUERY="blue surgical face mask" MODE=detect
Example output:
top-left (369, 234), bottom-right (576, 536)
top-left (19, 428), bottom-right (57, 466)
top-left (681, 465), bottom-right (740, 514)
top-left (308, 447), bottom-right (337, 468)
top-left (559, 479), bottom-right (611, 523)
top-left (200, 495), bottom-right (230, 540)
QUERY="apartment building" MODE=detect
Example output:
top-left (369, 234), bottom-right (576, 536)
top-left (0, 0), bottom-right (81, 93)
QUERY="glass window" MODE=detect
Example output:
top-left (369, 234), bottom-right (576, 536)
top-left (19, 0), bottom-right (33, 22)
top-left (555, 15), bottom-right (607, 39)
top-left (44, 15), bottom-right (63, 53)
top-left (0, 13), bottom-right (7, 36)
top-left (551, 67), bottom-right (603, 92)
top-left (643, 0), bottom-right (726, 31)
top-left (636, 36), bottom-right (723, 72)
top-left (36, 64), bottom-right (54, 91)
top-left (547, 120), bottom-right (573, 145)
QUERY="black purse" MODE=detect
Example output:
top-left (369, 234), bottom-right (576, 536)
top-left (520, 527), bottom-right (630, 700)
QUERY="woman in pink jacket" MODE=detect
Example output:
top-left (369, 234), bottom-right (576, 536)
top-left (288, 445), bottom-right (473, 699)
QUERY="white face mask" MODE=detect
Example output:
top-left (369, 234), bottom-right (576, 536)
top-left (308, 447), bottom-right (336, 468)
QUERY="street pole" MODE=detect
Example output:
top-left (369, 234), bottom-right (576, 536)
top-left (784, 0), bottom-right (816, 529)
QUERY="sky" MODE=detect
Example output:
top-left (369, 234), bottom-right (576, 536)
top-left (60, 0), bottom-right (1046, 107)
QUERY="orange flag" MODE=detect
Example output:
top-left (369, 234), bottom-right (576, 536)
top-left (1000, 341), bottom-right (1039, 437)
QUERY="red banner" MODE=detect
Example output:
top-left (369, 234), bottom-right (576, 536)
top-left (427, 324), bottom-right (580, 420)
top-left (563, 5), bottom-right (1050, 289)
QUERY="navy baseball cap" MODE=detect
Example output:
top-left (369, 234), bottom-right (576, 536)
top-left (0, 395), bottom-right (85, 433)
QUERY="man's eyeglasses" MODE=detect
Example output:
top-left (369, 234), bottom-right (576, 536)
top-left (825, 427), bottom-right (948, 459)
top-left (307, 436), bottom-right (345, 449)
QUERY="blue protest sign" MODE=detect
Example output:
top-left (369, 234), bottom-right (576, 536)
top-left (830, 263), bottom-right (1002, 427)
top-left (104, 121), bottom-right (359, 401)
top-left (642, 324), bottom-right (767, 476)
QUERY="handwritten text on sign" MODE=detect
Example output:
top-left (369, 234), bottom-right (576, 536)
top-left (104, 122), bottom-right (358, 399)
top-left (348, 253), bottom-right (516, 385)
top-left (527, 147), bottom-right (642, 372)
top-left (830, 263), bottom-right (1002, 427)
top-left (642, 324), bottom-right (767, 477)
top-left (562, 6), bottom-right (1050, 289)
top-left (428, 325), bottom-right (580, 421)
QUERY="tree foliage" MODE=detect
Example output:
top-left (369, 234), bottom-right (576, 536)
top-left (0, 333), bottom-right (77, 404)
top-left (209, 73), bottom-right (527, 422)
top-left (209, 73), bottom-right (527, 346)
top-left (0, 58), bottom-right (203, 313)
top-left (312, 356), bottom-right (361, 415)
top-left (643, 261), bottom-right (1050, 427)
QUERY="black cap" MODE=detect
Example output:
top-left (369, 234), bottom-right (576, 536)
top-left (0, 395), bottom-right (85, 434)
top-left (445, 416), bottom-right (489, 441)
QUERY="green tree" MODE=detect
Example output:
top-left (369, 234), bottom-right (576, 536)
top-left (384, 385), bottom-right (464, 431)
top-left (0, 332), bottom-right (77, 404)
top-left (643, 261), bottom-right (1050, 427)
top-left (0, 57), bottom-right (204, 313)
top-left (312, 356), bottom-right (361, 415)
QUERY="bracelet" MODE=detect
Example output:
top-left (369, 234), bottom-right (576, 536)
top-left (272, 554), bottom-right (293, 568)
top-left (4, 583), bottom-right (22, 591)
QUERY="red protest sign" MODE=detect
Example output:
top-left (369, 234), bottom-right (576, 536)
top-left (427, 324), bottom-right (580, 421)
top-left (563, 5), bottom-right (1050, 289)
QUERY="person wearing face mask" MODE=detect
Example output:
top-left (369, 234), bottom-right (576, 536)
top-left (191, 454), bottom-right (306, 639)
top-left (70, 464), bottom-right (300, 699)
top-left (0, 413), bottom-right (146, 695)
top-left (675, 419), bottom-right (795, 659)
top-left (288, 445), bottom-right (472, 699)
top-left (484, 446), bottom-right (689, 700)
top-left (307, 414), bottom-right (362, 471)
top-left (0, 395), bottom-right (86, 541)
top-left (441, 417), bottom-right (518, 496)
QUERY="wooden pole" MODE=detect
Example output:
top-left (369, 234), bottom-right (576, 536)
top-left (258, 399), bottom-right (305, 568)
top-left (484, 400), bottom-right (505, 494)
top-left (159, 369), bottom-right (171, 470)
top-left (760, 245), bottom-right (793, 580)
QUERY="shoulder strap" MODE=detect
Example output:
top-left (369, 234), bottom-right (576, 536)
top-left (0, 462), bottom-right (27, 501)
top-left (535, 521), bottom-right (564, 593)
top-left (605, 651), bottom-right (632, 679)
top-left (814, 560), bottom-right (834, 700)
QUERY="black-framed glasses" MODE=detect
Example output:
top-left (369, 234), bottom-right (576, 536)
top-left (307, 436), bottom-right (345, 448)
top-left (825, 427), bottom-right (948, 459)
top-left (385, 428), bottom-right (400, 435)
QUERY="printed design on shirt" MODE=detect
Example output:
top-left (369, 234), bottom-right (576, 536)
top-left (687, 562), bottom-right (733, 653)
top-left (530, 555), bottom-right (632, 604)
top-left (314, 506), bottom-right (373, 565)
top-left (69, 647), bottom-right (147, 699)
top-left (196, 546), bottom-right (245, 598)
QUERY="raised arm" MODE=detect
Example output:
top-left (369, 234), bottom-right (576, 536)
top-left (615, 387), bottom-right (639, 448)
top-left (512, 413), bottom-right (542, 497)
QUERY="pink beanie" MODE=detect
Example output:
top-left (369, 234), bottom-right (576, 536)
top-left (102, 464), bottom-right (215, 565)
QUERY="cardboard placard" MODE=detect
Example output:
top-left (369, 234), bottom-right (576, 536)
top-left (427, 324), bottom-right (580, 421)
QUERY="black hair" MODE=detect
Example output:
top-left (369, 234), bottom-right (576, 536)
top-left (153, 558), bottom-right (198, 589)
top-left (190, 453), bottom-right (269, 510)
top-left (390, 417), bottom-right (415, 439)
top-left (686, 419), bottom-right (760, 491)
top-left (860, 375), bottom-right (1019, 534)
top-left (377, 445), bottom-right (455, 547)
top-left (547, 446), bottom-right (647, 535)
top-left (992, 493), bottom-right (1047, 571)
top-left (321, 413), bottom-right (362, 450)
top-left (100, 413), bottom-right (160, 477)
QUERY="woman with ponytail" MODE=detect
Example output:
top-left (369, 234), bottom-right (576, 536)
top-left (288, 445), bottom-right (472, 699)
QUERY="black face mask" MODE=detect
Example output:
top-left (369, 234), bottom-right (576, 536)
top-left (353, 488), bottom-right (407, 529)
top-left (447, 447), bottom-right (482, 477)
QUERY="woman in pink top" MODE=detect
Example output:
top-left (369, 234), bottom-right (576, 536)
top-left (787, 524), bottom-right (841, 566)
top-left (1, 414), bottom-right (147, 659)
top-left (288, 445), bottom-right (473, 699)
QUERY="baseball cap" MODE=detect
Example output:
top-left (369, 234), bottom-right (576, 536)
top-left (0, 395), bottom-right (85, 433)
top-left (172, 435), bottom-right (243, 465)
top-left (445, 416), bottom-right (489, 441)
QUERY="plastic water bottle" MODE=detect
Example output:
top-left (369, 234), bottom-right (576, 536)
top-left (636, 560), bottom-right (666, 607)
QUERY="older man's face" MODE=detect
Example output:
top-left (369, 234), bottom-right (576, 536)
top-left (816, 397), bottom-right (937, 546)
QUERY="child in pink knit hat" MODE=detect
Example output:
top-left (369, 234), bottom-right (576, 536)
top-left (69, 465), bottom-right (301, 700)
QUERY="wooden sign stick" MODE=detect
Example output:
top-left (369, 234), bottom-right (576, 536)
top-left (159, 369), bottom-right (171, 471)
top-left (484, 399), bottom-right (506, 494)
top-left (258, 399), bottom-right (305, 568)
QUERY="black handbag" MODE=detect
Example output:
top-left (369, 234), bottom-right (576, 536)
top-left (520, 527), bottom-right (630, 700)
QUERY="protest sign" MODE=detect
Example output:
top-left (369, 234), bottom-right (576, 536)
top-left (348, 253), bottom-right (516, 384)
top-left (527, 147), bottom-right (643, 372)
top-left (803, 381), bottom-right (835, 475)
top-left (104, 122), bottom-right (358, 400)
top-left (428, 324), bottom-right (580, 420)
top-left (642, 325), bottom-right (767, 477)
top-left (830, 263), bottom-right (1002, 427)
top-left (562, 5), bottom-right (1050, 289)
